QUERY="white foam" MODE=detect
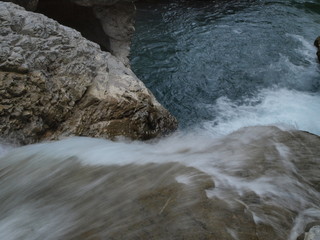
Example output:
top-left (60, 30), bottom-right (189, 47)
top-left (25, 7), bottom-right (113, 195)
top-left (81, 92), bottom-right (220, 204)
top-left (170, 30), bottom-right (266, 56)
top-left (201, 88), bottom-right (320, 136)
top-left (175, 174), bottom-right (193, 185)
top-left (0, 126), bottom-right (319, 239)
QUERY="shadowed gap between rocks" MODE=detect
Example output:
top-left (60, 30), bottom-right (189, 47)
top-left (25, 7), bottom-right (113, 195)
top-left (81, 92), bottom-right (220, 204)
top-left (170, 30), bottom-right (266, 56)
top-left (36, 0), bottom-right (111, 52)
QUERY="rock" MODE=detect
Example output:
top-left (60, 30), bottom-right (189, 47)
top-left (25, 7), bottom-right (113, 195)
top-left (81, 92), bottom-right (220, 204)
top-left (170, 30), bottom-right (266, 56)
top-left (298, 223), bottom-right (320, 240)
top-left (93, 2), bottom-right (136, 66)
top-left (1, 127), bottom-right (320, 240)
top-left (36, 0), bottom-right (135, 66)
top-left (314, 36), bottom-right (320, 62)
top-left (298, 233), bottom-right (306, 240)
top-left (0, 127), bottom-right (320, 240)
top-left (0, 154), bottom-right (276, 240)
top-left (305, 226), bottom-right (320, 240)
top-left (0, 2), bottom-right (177, 145)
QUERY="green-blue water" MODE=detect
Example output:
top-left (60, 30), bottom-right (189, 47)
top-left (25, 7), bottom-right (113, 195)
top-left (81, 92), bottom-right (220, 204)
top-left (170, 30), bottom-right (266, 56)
top-left (131, 0), bottom-right (320, 135)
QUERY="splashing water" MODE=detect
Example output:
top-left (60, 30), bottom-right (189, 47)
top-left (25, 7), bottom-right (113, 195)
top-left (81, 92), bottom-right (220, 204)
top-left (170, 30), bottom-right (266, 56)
top-left (1, 0), bottom-right (320, 239)
top-left (201, 88), bottom-right (320, 136)
top-left (0, 126), bottom-right (320, 239)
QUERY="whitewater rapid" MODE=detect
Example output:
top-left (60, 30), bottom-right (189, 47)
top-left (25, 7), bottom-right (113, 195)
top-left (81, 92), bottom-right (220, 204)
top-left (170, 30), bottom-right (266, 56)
top-left (0, 126), bottom-right (319, 239)
top-left (1, 0), bottom-right (320, 239)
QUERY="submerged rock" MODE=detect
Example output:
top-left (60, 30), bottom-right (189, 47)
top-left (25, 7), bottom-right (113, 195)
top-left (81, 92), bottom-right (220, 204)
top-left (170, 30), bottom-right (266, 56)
top-left (0, 126), bottom-right (319, 239)
top-left (0, 2), bottom-right (177, 145)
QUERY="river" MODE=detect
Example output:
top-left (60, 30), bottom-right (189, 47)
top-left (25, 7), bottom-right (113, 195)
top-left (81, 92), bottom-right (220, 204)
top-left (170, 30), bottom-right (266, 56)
top-left (0, 0), bottom-right (320, 239)
top-left (131, 0), bottom-right (320, 135)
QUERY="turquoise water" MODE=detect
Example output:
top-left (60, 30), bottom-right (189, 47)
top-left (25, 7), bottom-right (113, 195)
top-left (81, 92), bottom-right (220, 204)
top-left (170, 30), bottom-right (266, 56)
top-left (131, 0), bottom-right (320, 135)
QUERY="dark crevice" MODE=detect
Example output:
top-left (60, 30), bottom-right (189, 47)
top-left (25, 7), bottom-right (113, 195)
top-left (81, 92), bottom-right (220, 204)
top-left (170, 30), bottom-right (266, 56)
top-left (36, 0), bottom-right (111, 52)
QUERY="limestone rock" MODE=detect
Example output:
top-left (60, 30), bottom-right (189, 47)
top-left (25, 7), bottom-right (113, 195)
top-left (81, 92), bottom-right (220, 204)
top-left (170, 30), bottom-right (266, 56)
top-left (36, 0), bottom-right (136, 66)
top-left (0, 2), bottom-right (177, 145)
top-left (305, 226), bottom-right (320, 240)
top-left (93, 2), bottom-right (136, 66)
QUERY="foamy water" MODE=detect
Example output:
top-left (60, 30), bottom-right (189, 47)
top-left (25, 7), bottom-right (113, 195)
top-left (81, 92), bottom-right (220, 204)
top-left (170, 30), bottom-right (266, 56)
top-left (1, 0), bottom-right (320, 239)
top-left (202, 88), bottom-right (320, 136)
top-left (0, 126), bottom-right (319, 239)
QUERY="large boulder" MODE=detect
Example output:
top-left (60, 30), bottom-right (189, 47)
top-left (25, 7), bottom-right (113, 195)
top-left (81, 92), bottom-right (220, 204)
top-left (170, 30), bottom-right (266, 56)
top-left (4, 0), bottom-right (137, 66)
top-left (0, 2), bottom-right (177, 145)
top-left (35, 0), bottom-right (136, 66)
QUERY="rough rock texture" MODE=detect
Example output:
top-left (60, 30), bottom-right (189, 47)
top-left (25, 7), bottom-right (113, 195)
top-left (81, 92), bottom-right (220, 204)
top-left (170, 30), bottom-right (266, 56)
top-left (304, 226), bottom-right (320, 240)
top-left (5, 0), bottom-right (136, 66)
top-left (93, 2), bottom-right (136, 66)
top-left (36, 0), bottom-right (113, 53)
top-left (314, 36), bottom-right (320, 62)
top-left (0, 2), bottom-right (177, 145)
top-left (36, 0), bottom-right (136, 66)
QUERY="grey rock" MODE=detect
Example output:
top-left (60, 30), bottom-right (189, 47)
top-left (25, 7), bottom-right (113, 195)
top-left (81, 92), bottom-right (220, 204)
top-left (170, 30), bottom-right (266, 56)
top-left (0, 2), bottom-right (177, 145)
top-left (306, 222), bottom-right (320, 232)
top-left (36, 0), bottom-right (135, 66)
top-left (94, 2), bottom-right (136, 66)
top-left (305, 226), bottom-right (320, 240)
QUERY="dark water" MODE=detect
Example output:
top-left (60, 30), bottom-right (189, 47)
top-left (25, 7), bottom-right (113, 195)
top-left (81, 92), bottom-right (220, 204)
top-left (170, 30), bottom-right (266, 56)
top-left (131, 0), bottom-right (320, 134)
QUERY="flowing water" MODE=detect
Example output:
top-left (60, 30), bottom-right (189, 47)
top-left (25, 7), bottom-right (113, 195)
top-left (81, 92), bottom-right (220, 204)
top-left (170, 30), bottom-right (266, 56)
top-left (131, 0), bottom-right (320, 134)
top-left (1, 0), bottom-right (320, 239)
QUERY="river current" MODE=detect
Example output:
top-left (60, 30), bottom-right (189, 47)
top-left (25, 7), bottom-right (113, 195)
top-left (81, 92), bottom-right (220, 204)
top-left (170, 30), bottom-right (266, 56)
top-left (1, 0), bottom-right (320, 239)
top-left (131, 0), bottom-right (320, 135)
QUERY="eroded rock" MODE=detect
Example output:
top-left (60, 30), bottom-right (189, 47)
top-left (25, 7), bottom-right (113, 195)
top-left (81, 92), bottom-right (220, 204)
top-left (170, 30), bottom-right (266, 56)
top-left (0, 2), bottom-right (177, 145)
top-left (36, 0), bottom-right (135, 66)
top-left (93, 2), bottom-right (136, 66)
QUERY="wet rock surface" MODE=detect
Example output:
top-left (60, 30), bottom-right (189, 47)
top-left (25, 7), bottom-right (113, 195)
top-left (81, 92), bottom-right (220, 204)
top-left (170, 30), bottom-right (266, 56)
top-left (298, 222), bottom-right (320, 240)
top-left (0, 127), bottom-right (319, 239)
top-left (0, 2), bottom-right (177, 144)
